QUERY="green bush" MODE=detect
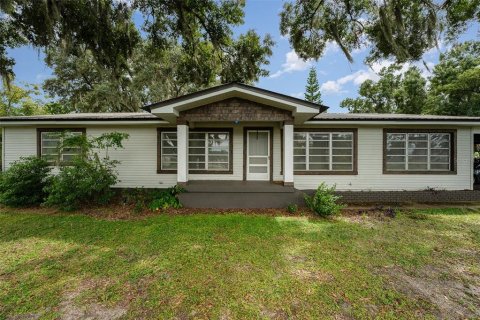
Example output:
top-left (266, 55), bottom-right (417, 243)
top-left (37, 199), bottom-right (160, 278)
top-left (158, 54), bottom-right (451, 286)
top-left (44, 157), bottom-right (118, 211)
top-left (304, 183), bottom-right (345, 217)
top-left (287, 203), bottom-right (298, 214)
top-left (0, 156), bottom-right (51, 207)
top-left (44, 132), bottom-right (129, 211)
top-left (148, 185), bottom-right (184, 211)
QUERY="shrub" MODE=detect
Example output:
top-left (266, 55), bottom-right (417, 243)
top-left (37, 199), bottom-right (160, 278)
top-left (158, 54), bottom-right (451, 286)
top-left (44, 157), bottom-right (118, 211)
top-left (122, 188), bottom-right (151, 213)
top-left (0, 156), bottom-right (51, 207)
top-left (304, 183), bottom-right (345, 217)
top-left (148, 185), bottom-right (184, 211)
top-left (287, 203), bottom-right (298, 214)
top-left (44, 132), bottom-right (129, 211)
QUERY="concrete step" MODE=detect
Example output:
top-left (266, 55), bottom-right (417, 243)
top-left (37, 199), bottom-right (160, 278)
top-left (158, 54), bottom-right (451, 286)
top-left (179, 190), bottom-right (305, 209)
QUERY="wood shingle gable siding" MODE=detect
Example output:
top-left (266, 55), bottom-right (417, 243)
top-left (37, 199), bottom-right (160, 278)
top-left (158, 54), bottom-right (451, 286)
top-left (178, 98), bottom-right (294, 123)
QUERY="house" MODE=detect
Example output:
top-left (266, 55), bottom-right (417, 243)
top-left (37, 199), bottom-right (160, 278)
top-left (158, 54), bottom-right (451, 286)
top-left (2, 82), bottom-right (480, 208)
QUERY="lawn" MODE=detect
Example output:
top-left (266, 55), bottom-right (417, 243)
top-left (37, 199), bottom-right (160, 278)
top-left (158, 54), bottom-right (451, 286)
top-left (0, 208), bottom-right (479, 319)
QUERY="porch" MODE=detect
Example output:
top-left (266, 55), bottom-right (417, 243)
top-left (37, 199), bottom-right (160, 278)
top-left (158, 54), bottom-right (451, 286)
top-left (179, 180), bottom-right (304, 208)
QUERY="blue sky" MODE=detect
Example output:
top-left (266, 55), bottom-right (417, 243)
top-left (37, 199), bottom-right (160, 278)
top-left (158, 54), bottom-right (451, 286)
top-left (6, 0), bottom-right (479, 113)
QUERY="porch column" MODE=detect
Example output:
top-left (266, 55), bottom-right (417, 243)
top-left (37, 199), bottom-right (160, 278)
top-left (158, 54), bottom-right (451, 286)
top-left (177, 122), bottom-right (189, 185)
top-left (283, 121), bottom-right (294, 186)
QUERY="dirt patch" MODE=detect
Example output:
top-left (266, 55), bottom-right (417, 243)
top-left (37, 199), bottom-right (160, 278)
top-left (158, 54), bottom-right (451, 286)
top-left (382, 265), bottom-right (480, 319)
top-left (7, 314), bottom-right (40, 320)
top-left (285, 253), bottom-right (308, 263)
top-left (58, 279), bottom-right (127, 320)
top-left (291, 268), bottom-right (334, 282)
top-left (259, 307), bottom-right (289, 320)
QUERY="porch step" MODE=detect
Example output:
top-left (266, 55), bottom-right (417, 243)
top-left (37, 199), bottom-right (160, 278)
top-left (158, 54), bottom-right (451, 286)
top-left (179, 181), bottom-right (304, 208)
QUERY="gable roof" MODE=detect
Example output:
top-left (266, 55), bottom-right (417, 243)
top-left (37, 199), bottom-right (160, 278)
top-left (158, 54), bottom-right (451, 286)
top-left (144, 82), bottom-right (328, 112)
top-left (146, 82), bottom-right (327, 124)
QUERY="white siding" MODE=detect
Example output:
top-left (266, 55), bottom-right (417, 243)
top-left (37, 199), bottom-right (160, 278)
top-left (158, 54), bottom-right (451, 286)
top-left (294, 126), bottom-right (473, 191)
top-left (87, 126), bottom-right (176, 188)
top-left (2, 124), bottom-right (475, 191)
top-left (3, 127), bottom-right (37, 170)
top-left (2, 126), bottom-right (176, 189)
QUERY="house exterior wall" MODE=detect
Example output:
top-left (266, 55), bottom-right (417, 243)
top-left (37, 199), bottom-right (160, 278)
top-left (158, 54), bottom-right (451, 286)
top-left (3, 126), bottom-right (37, 170)
top-left (2, 126), bottom-right (177, 188)
top-left (294, 125), bottom-right (473, 191)
top-left (1, 124), bottom-right (475, 191)
top-left (1, 122), bottom-right (284, 188)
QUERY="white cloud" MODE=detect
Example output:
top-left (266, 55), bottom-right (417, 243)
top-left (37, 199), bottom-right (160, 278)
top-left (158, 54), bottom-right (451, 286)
top-left (270, 50), bottom-right (313, 78)
top-left (324, 41), bottom-right (340, 55)
top-left (319, 58), bottom-right (437, 95)
top-left (320, 81), bottom-right (343, 94)
top-left (321, 69), bottom-right (377, 95)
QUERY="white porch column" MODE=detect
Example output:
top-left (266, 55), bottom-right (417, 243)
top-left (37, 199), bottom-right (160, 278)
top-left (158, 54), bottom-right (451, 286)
top-left (177, 123), bottom-right (189, 185)
top-left (283, 121), bottom-right (294, 186)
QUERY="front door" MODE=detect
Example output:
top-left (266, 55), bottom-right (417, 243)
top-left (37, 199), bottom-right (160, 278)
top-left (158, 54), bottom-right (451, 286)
top-left (247, 130), bottom-right (270, 180)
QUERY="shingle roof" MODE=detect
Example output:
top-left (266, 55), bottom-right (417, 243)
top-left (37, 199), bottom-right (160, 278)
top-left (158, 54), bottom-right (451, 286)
top-left (0, 112), bottom-right (161, 122)
top-left (312, 113), bottom-right (480, 121)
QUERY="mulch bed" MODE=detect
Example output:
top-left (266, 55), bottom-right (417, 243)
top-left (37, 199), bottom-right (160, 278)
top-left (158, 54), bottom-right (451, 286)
top-left (0, 204), bottom-right (316, 220)
top-left (2, 203), bottom-right (454, 221)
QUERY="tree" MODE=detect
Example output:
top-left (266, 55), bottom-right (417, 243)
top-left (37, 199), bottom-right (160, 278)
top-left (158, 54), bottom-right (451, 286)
top-left (280, 0), bottom-right (480, 64)
top-left (43, 34), bottom-right (273, 113)
top-left (425, 41), bottom-right (480, 116)
top-left (0, 1), bottom-right (139, 82)
top-left (304, 67), bottom-right (322, 104)
top-left (340, 65), bottom-right (427, 114)
top-left (0, 0), bottom-right (273, 85)
top-left (0, 82), bottom-right (45, 116)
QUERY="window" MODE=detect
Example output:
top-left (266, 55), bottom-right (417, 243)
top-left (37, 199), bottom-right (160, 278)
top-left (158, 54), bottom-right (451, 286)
top-left (159, 131), bottom-right (177, 171)
top-left (293, 130), bottom-right (356, 173)
top-left (189, 131), bottom-right (231, 172)
top-left (38, 129), bottom-right (84, 165)
top-left (384, 131), bottom-right (455, 173)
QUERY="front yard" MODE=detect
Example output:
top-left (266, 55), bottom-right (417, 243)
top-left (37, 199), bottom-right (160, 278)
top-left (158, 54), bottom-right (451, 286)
top-left (0, 208), bottom-right (479, 319)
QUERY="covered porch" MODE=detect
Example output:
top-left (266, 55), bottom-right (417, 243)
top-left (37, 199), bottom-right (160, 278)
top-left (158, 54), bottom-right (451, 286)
top-left (149, 83), bottom-right (324, 188)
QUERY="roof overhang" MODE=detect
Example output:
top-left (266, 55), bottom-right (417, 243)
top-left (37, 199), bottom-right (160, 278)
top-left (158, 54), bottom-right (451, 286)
top-left (0, 120), bottom-right (168, 127)
top-left (304, 120), bottom-right (480, 126)
top-left (147, 83), bottom-right (325, 124)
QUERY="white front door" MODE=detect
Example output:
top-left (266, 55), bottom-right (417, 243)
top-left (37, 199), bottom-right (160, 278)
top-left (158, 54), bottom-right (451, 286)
top-left (247, 130), bottom-right (270, 180)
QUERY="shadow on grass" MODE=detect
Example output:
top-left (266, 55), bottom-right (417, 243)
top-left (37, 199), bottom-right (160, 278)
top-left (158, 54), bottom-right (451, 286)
top-left (411, 207), bottom-right (480, 215)
top-left (1, 210), bottom-right (478, 319)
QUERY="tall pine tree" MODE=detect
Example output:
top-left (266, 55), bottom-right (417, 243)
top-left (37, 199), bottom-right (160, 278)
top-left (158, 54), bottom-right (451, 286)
top-left (304, 67), bottom-right (322, 104)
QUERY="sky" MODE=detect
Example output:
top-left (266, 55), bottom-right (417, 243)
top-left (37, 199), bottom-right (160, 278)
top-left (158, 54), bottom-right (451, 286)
top-left (6, 0), bottom-right (480, 113)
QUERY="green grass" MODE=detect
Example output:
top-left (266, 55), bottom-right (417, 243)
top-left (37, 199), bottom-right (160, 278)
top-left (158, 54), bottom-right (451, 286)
top-left (0, 208), bottom-right (479, 319)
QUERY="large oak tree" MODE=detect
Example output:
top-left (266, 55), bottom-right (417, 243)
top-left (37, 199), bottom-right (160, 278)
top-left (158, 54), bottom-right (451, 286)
top-left (280, 0), bottom-right (480, 64)
top-left (1, 0), bottom-right (274, 112)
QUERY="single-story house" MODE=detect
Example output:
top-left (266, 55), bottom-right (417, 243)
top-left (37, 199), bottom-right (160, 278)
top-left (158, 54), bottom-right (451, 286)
top-left (2, 82), bottom-right (480, 207)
